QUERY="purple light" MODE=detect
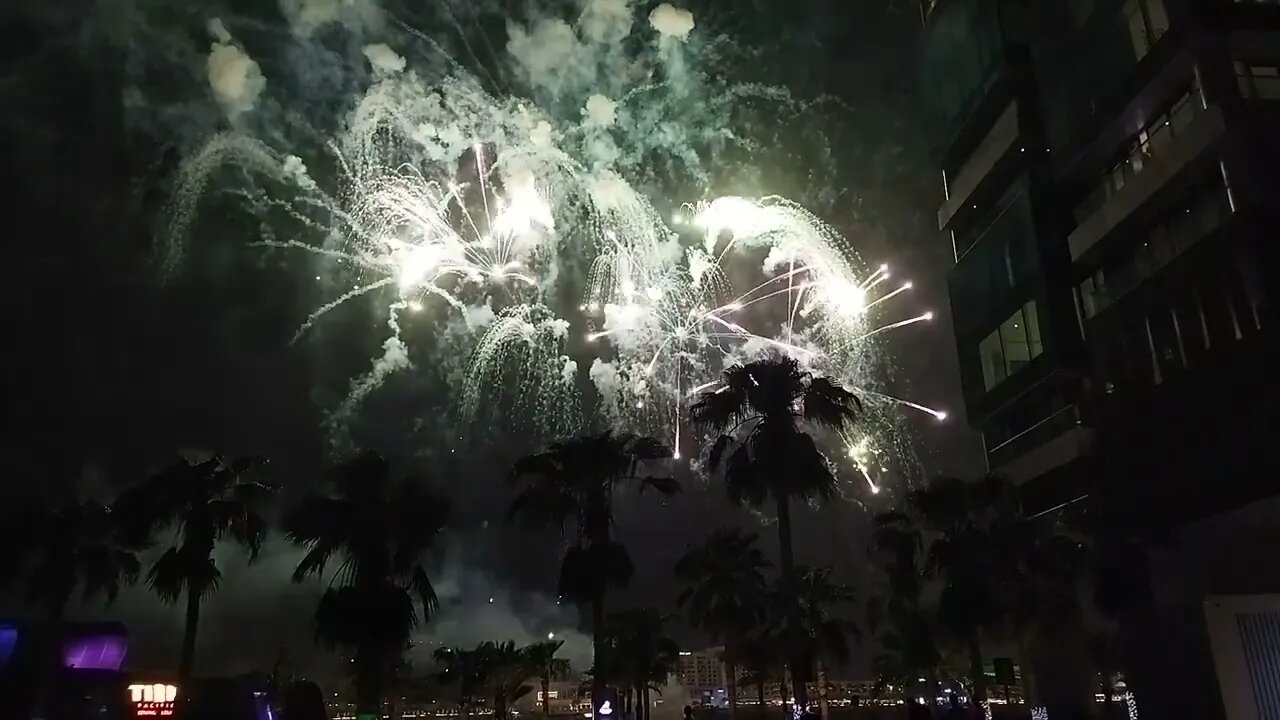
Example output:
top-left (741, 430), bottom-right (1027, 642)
top-left (62, 634), bottom-right (127, 670)
top-left (0, 626), bottom-right (17, 666)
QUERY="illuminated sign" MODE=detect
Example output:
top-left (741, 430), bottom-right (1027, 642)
top-left (592, 689), bottom-right (618, 719)
top-left (128, 683), bottom-right (177, 718)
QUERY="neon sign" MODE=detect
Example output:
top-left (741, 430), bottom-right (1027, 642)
top-left (128, 683), bottom-right (177, 718)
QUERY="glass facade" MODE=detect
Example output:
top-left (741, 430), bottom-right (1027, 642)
top-left (1076, 177), bottom-right (1231, 320)
top-left (1038, 0), bottom-right (1171, 150)
top-left (1074, 84), bottom-right (1200, 223)
top-left (1096, 267), bottom-right (1259, 393)
top-left (950, 179), bottom-right (1041, 335)
top-left (920, 0), bottom-right (1010, 141)
top-left (979, 300), bottom-right (1045, 390)
top-left (1236, 61), bottom-right (1280, 99)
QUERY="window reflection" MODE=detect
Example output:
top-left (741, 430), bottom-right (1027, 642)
top-left (979, 301), bottom-right (1044, 391)
top-left (1075, 179), bottom-right (1230, 320)
top-left (1074, 83), bottom-right (1199, 224)
top-left (1235, 61), bottom-right (1280, 99)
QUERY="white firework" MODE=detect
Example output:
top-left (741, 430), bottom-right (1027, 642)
top-left (159, 1), bottom-right (944, 495)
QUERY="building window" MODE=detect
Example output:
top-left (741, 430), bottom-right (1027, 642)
top-left (1235, 61), bottom-right (1280, 99)
top-left (979, 301), bottom-right (1044, 390)
top-left (1075, 85), bottom-right (1200, 224)
top-left (1125, 0), bottom-right (1170, 63)
top-left (1075, 178), bottom-right (1229, 320)
top-left (1078, 270), bottom-right (1110, 320)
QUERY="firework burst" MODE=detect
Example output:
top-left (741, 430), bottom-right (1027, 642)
top-left (158, 0), bottom-right (943, 497)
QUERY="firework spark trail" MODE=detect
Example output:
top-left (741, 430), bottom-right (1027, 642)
top-left (157, 1), bottom-right (943, 494)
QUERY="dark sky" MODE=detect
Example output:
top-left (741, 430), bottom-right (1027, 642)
top-left (0, 0), bottom-right (981, 681)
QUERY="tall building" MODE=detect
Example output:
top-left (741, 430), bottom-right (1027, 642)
top-left (920, 0), bottom-right (1279, 716)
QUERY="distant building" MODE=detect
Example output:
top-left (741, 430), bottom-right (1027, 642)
top-left (675, 648), bottom-right (726, 702)
top-left (516, 680), bottom-right (590, 716)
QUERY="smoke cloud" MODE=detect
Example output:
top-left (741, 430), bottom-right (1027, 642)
top-left (363, 43), bottom-right (406, 76)
top-left (648, 4), bottom-right (694, 41)
top-left (206, 38), bottom-right (265, 119)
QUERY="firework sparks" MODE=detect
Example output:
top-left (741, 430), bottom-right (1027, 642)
top-left (160, 1), bottom-right (943, 495)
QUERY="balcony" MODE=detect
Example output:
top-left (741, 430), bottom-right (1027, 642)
top-left (938, 99), bottom-right (1021, 230)
top-left (988, 405), bottom-right (1094, 484)
top-left (1069, 105), bottom-right (1226, 263)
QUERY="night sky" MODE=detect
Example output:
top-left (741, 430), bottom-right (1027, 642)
top-left (0, 0), bottom-right (981, 681)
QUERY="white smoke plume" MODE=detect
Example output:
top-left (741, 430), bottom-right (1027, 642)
top-left (278, 0), bottom-right (383, 36)
top-left (363, 43), bottom-right (406, 76)
top-left (648, 3), bottom-right (694, 41)
top-left (505, 18), bottom-right (583, 94)
top-left (583, 93), bottom-right (618, 127)
top-left (580, 0), bottom-right (634, 44)
top-left (206, 39), bottom-right (265, 119)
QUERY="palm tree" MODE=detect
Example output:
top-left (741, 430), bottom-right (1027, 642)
top-left (604, 609), bottom-right (680, 720)
top-left (674, 528), bottom-right (771, 718)
top-left (0, 495), bottom-right (143, 716)
top-left (788, 568), bottom-right (860, 720)
top-left (691, 356), bottom-right (859, 708)
top-left (0, 496), bottom-right (143, 621)
top-left (285, 452), bottom-right (449, 719)
top-left (869, 492), bottom-right (942, 697)
top-left (481, 640), bottom-right (538, 719)
top-left (118, 454), bottom-right (273, 685)
top-left (737, 634), bottom-right (782, 709)
top-left (508, 430), bottom-right (678, 711)
top-left (874, 474), bottom-right (1023, 713)
top-left (525, 640), bottom-right (572, 719)
top-left (434, 645), bottom-right (488, 720)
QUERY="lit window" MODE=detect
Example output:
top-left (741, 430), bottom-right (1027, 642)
top-left (1125, 0), bottom-right (1168, 61)
top-left (1078, 85), bottom-right (1196, 221)
top-left (979, 329), bottom-right (1005, 390)
top-left (978, 301), bottom-right (1044, 390)
top-left (1235, 61), bottom-right (1280, 99)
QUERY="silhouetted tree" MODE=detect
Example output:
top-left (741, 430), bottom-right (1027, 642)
top-left (119, 454), bottom-right (272, 685)
top-left (0, 495), bottom-right (143, 716)
top-left (508, 430), bottom-right (677, 712)
top-left (675, 528), bottom-right (771, 718)
top-left (692, 357), bottom-right (859, 707)
top-left (481, 640), bottom-right (537, 719)
top-left (874, 475), bottom-right (1023, 713)
top-left (604, 609), bottom-right (680, 720)
top-left (525, 640), bottom-right (572, 719)
top-left (788, 567), bottom-right (860, 720)
top-left (286, 452), bottom-right (448, 719)
top-left (434, 645), bottom-right (488, 720)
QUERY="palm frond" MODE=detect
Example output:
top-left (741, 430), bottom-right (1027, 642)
top-left (802, 376), bottom-right (860, 429)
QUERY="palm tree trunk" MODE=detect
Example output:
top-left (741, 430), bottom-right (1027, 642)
top-left (725, 658), bottom-right (738, 720)
top-left (178, 586), bottom-right (201, 685)
top-left (642, 684), bottom-right (651, 720)
top-left (355, 644), bottom-right (383, 720)
top-left (591, 593), bottom-right (606, 717)
top-left (38, 604), bottom-right (67, 720)
top-left (543, 674), bottom-right (552, 719)
top-left (757, 678), bottom-right (765, 708)
top-left (815, 660), bottom-right (830, 720)
top-left (967, 633), bottom-right (987, 718)
top-left (774, 494), bottom-right (808, 710)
